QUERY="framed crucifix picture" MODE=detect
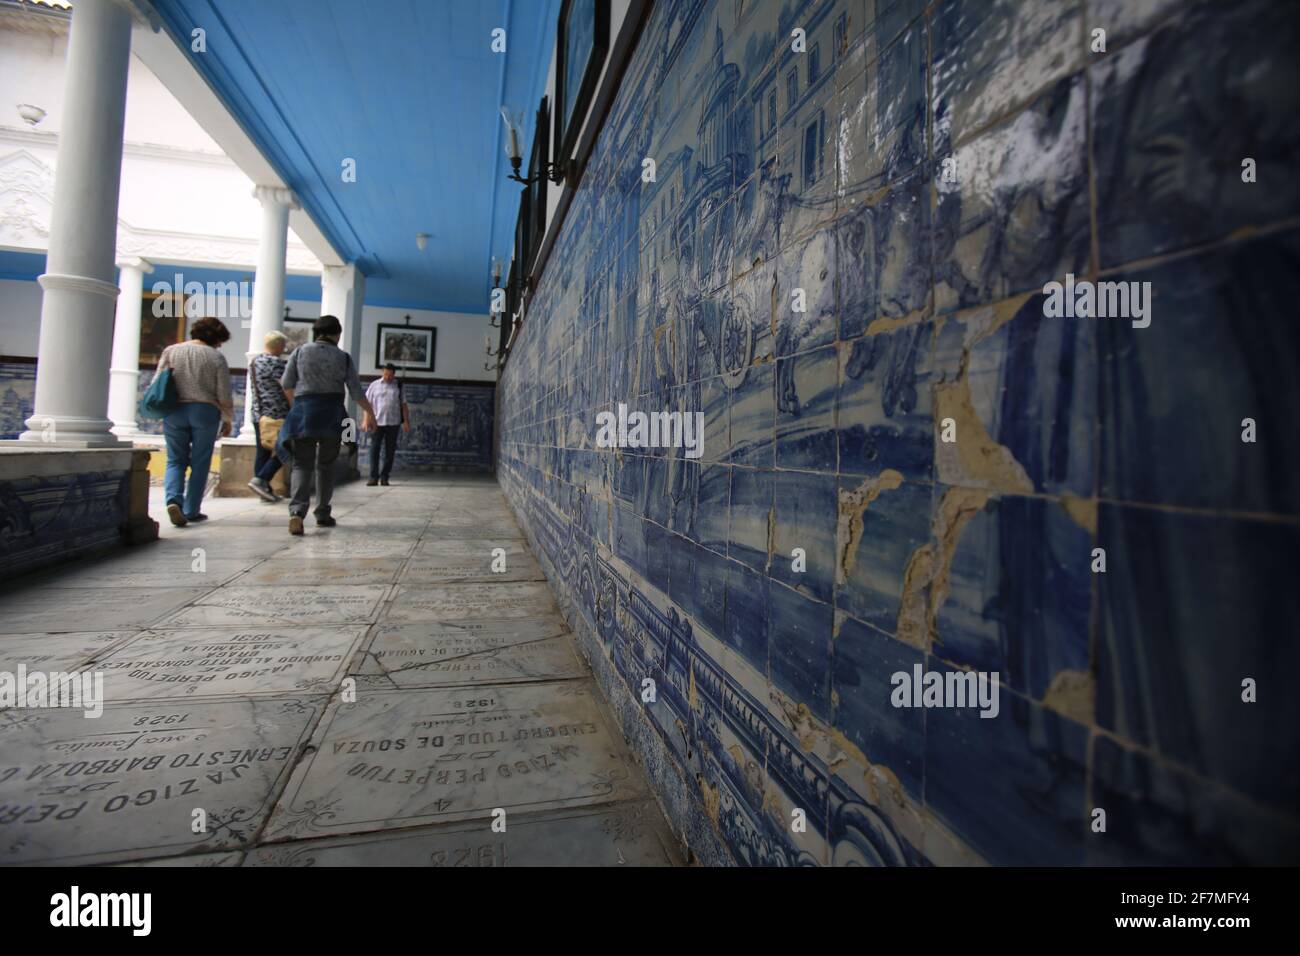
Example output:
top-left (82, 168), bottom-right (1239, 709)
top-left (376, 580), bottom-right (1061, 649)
top-left (282, 316), bottom-right (314, 353)
top-left (375, 322), bottom-right (436, 372)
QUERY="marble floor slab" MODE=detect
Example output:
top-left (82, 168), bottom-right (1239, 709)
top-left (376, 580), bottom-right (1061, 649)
top-left (0, 587), bottom-right (214, 634)
top-left (399, 547), bottom-right (544, 584)
top-left (147, 525), bottom-right (301, 558)
top-left (266, 537), bottom-right (419, 559)
top-left (229, 555), bottom-right (408, 587)
top-left (120, 851), bottom-right (245, 867)
top-left (0, 630), bottom-right (139, 677)
top-left (353, 618), bottom-right (583, 689)
top-left (425, 507), bottom-right (519, 524)
top-left (244, 802), bottom-right (682, 866)
top-left (421, 525), bottom-right (524, 539)
top-left (261, 681), bottom-right (645, 842)
top-left (384, 582), bottom-right (559, 622)
top-left (414, 537), bottom-right (533, 556)
top-left (93, 626), bottom-right (369, 701)
top-left (29, 558), bottom-right (255, 590)
top-left (156, 585), bottom-right (391, 627)
top-left (0, 695), bottom-right (323, 865)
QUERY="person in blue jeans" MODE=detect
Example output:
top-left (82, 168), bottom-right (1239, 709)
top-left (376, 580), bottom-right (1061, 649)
top-left (156, 317), bottom-right (234, 526)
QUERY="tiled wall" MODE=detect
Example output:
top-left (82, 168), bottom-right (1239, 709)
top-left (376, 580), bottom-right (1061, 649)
top-left (355, 379), bottom-right (495, 473)
top-left (497, 0), bottom-right (1300, 865)
top-left (0, 363), bottom-right (248, 440)
top-left (2, 363), bottom-right (493, 474)
top-left (0, 454), bottom-right (136, 579)
top-left (0, 361), bottom-right (33, 440)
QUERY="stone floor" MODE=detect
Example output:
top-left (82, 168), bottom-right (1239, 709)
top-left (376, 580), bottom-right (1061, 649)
top-left (0, 475), bottom-right (683, 867)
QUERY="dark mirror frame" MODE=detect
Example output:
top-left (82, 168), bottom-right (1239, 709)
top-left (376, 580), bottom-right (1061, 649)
top-left (506, 260), bottom-right (519, 319)
top-left (514, 188), bottom-right (531, 295)
top-left (554, 0), bottom-right (610, 178)
top-left (527, 95), bottom-right (550, 273)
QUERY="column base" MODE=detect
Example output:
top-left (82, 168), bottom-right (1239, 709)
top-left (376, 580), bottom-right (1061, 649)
top-left (2, 436), bottom-right (131, 449)
top-left (14, 414), bottom-right (130, 447)
top-left (123, 449), bottom-right (159, 543)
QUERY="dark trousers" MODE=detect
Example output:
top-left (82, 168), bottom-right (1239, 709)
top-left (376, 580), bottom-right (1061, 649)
top-left (288, 437), bottom-right (340, 518)
top-left (369, 424), bottom-right (399, 479)
top-left (253, 418), bottom-right (282, 481)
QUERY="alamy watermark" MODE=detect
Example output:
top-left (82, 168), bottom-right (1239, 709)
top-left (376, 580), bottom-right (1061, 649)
top-left (890, 665), bottom-right (1000, 719)
top-left (0, 667), bottom-right (104, 718)
top-left (50, 886), bottom-right (150, 935)
top-left (595, 403), bottom-right (705, 459)
top-left (1042, 273), bottom-right (1151, 328)
top-left (150, 272), bottom-right (253, 322)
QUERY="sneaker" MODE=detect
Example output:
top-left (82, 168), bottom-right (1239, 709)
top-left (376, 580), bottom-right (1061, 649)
top-left (248, 477), bottom-right (279, 502)
top-left (289, 515), bottom-right (304, 536)
top-left (316, 515), bottom-right (337, 527)
top-left (379, 478), bottom-right (390, 486)
top-left (166, 502), bottom-right (187, 527)
top-left (366, 478), bottom-right (379, 487)
top-left (185, 513), bottom-right (209, 522)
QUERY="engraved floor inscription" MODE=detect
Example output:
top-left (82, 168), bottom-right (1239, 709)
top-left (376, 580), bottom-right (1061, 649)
top-left (0, 476), bottom-right (679, 867)
top-left (262, 682), bottom-right (643, 841)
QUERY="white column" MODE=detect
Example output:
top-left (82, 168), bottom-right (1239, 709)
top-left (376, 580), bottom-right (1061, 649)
top-left (17, 0), bottom-right (133, 447)
top-left (107, 257), bottom-right (152, 437)
top-left (322, 264), bottom-right (366, 356)
top-left (232, 184), bottom-right (298, 443)
top-left (321, 263), bottom-right (366, 420)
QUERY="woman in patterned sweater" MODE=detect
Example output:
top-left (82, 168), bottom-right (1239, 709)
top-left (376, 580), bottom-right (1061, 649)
top-left (247, 331), bottom-right (292, 502)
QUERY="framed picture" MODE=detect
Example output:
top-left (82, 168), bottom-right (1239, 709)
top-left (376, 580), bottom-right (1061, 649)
top-left (376, 322), bottom-right (436, 372)
top-left (282, 316), bottom-right (314, 352)
top-left (138, 291), bottom-right (188, 365)
top-left (527, 95), bottom-right (550, 272)
top-left (554, 0), bottom-right (610, 174)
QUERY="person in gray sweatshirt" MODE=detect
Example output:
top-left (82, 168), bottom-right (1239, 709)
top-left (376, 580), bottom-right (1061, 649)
top-left (276, 315), bottom-right (375, 535)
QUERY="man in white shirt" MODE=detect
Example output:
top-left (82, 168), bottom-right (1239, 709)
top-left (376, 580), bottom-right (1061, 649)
top-left (363, 362), bottom-right (410, 486)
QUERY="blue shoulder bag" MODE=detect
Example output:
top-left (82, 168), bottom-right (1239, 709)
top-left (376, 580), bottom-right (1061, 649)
top-left (139, 367), bottom-right (179, 419)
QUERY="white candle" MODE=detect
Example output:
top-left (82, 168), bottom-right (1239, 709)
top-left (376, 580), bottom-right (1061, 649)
top-left (501, 108), bottom-right (520, 160)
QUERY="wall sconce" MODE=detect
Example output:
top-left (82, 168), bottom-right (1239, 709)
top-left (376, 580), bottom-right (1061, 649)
top-left (416, 232), bottom-right (429, 251)
top-left (483, 331), bottom-right (503, 372)
top-left (501, 107), bottom-right (562, 186)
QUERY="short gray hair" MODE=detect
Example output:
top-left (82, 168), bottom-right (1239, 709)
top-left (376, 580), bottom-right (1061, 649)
top-left (264, 331), bottom-right (288, 349)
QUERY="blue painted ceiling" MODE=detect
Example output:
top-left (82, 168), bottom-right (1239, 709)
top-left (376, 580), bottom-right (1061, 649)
top-left (148, 0), bottom-right (558, 313)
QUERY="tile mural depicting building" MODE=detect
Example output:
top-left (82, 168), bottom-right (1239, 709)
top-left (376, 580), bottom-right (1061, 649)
top-left (497, 0), bottom-right (1300, 865)
top-left (0, 362), bottom-right (35, 440)
top-left (355, 380), bottom-right (494, 473)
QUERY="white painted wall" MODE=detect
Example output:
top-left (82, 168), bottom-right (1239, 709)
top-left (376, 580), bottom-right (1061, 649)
top-left (0, 278), bottom-right (42, 355)
top-left (1, 279), bottom-right (493, 381)
top-left (0, 13), bottom-right (314, 255)
top-left (357, 305), bottom-right (495, 380)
